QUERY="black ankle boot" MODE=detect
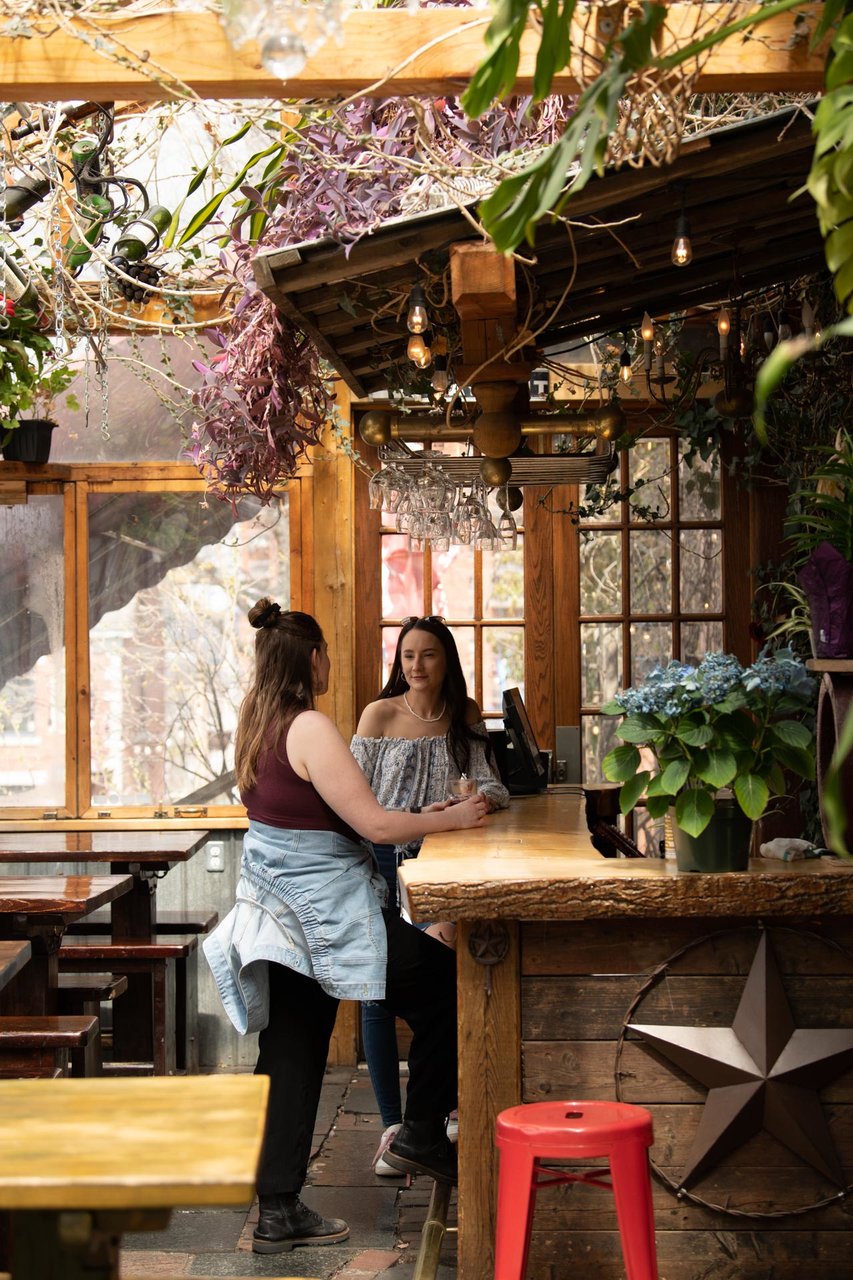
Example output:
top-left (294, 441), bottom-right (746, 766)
top-left (253, 1193), bottom-right (349, 1254)
top-left (384, 1117), bottom-right (458, 1184)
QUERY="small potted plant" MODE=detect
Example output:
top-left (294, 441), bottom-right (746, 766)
top-left (0, 296), bottom-right (74, 464)
top-left (786, 428), bottom-right (853, 658)
top-left (601, 649), bottom-right (816, 872)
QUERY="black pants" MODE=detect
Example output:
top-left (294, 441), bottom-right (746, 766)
top-left (254, 907), bottom-right (457, 1195)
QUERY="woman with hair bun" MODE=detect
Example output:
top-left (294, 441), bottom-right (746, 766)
top-left (204, 599), bottom-right (488, 1256)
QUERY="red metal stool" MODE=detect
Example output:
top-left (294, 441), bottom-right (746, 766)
top-left (494, 1100), bottom-right (659, 1280)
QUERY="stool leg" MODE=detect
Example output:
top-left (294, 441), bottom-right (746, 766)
top-left (609, 1142), bottom-right (659, 1280)
top-left (494, 1146), bottom-right (537, 1280)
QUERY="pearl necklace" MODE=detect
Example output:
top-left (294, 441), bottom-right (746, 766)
top-left (403, 691), bottom-right (447, 723)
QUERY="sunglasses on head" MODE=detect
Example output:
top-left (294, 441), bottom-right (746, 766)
top-left (401, 615), bottom-right (446, 627)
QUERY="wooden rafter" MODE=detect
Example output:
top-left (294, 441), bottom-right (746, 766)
top-left (0, 5), bottom-right (829, 103)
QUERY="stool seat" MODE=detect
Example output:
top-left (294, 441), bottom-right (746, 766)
top-left (494, 1100), bottom-right (659, 1280)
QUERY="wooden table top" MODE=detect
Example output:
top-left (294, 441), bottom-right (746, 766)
top-left (0, 875), bottom-right (133, 919)
top-left (0, 830), bottom-right (209, 864)
top-left (400, 789), bottom-right (853, 922)
top-left (0, 1075), bottom-right (269, 1209)
top-left (0, 940), bottom-right (31, 992)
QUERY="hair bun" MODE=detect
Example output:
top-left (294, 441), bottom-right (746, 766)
top-left (252, 601), bottom-right (282, 629)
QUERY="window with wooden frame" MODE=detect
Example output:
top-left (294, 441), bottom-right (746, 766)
top-left (0, 470), bottom-right (300, 821)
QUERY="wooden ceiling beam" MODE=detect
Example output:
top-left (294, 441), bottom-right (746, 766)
top-left (0, 6), bottom-right (829, 102)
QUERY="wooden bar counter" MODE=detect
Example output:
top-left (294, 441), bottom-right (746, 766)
top-left (400, 790), bottom-right (853, 1280)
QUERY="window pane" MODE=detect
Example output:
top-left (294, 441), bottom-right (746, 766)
top-left (433, 546), bottom-right (475, 618)
top-left (680, 528), bottom-right (722, 613)
top-left (629, 439), bottom-right (670, 520)
top-left (582, 714), bottom-right (621, 784)
top-left (681, 620), bottom-right (724, 665)
top-left (631, 622), bottom-right (673, 683)
top-left (580, 532), bottom-right (621, 614)
top-left (581, 622), bottom-right (622, 707)
top-left (630, 531), bottom-right (672, 615)
top-left (53, 334), bottom-right (217, 464)
top-left (0, 497), bottom-right (66, 805)
top-left (482, 540), bottom-right (524, 617)
top-left (88, 492), bottom-right (289, 808)
top-left (679, 446), bottom-right (721, 519)
top-left (450, 625), bottom-right (476, 697)
top-left (483, 626), bottom-right (524, 714)
top-left (382, 534), bottom-right (424, 620)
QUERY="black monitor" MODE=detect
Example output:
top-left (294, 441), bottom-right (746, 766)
top-left (501, 687), bottom-right (548, 795)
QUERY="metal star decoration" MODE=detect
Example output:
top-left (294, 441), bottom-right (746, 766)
top-left (630, 931), bottom-right (853, 1189)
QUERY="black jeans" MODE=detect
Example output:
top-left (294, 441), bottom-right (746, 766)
top-left (255, 907), bottom-right (457, 1195)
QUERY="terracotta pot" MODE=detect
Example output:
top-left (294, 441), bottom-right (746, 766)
top-left (1, 418), bottom-right (57, 464)
top-left (673, 797), bottom-right (753, 873)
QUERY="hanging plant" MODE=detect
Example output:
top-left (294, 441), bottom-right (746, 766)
top-left (188, 236), bottom-right (333, 504)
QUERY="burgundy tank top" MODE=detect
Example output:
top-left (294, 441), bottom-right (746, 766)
top-left (241, 719), bottom-right (359, 842)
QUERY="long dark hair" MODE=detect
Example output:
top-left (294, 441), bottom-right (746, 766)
top-left (235, 599), bottom-right (325, 790)
top-left (379, 616), bottom-right (489, 774)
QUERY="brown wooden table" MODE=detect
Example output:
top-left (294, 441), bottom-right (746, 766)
top-left (0, 941), bottom-right (31, 995)
top-left (0, 1073), bottom-right (268, 1279)
top-left (401, 789), bottom-right (853, 1280)
top-left (0, 831), bottom-right (209, 939)
top-left (0, 876), bottom-right (132, 1017)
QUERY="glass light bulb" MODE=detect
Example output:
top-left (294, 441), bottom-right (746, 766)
top-left (414, 345), bottom-right (432, 369)
top-left (407, 302), bottom-right (428, 334)
top-left (671, 234), bottom-right (693, 267)
top-left (717, 307), bottom-right (731, 337)
top-left (260, 32), bottom-right (308, 79)
top-left (620, 361), bottom-right (632, 384)
top-left (431, 367), bottom-right (449, 392)
top-left (641, 312), bottom-right (654, 342)
top-left (407, 333), bottom-right (427, 363)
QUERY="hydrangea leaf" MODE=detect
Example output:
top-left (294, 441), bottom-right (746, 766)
top-left (617, 713), bottom-right (665, 744)
top-left (660, 758), bottom-right (691, 795)
top-left (769, 719), bottom-right (813, 749)
top-left (676, 721), bottom-right (715, 748)
top-left (733, 773), bottom-right (770, 820)
top-left (619, 770), bottom-right (650, 815)
top-left (674, 788), bottom-right (716, 837)
top-left (772, 743), bottom-right (816, 781)
top-left (603, 743), bottom-right (641, 782)
top-left (695, 748), bottom-right (738, 789)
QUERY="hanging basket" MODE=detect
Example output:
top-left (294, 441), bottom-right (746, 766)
top-left (1, 418), bottom-right (57, 464)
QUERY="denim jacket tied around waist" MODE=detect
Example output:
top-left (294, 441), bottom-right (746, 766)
top-left (203, 820), bottom-right (388, 1035)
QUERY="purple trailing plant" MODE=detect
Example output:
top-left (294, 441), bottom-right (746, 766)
top-left (186, 91), bottom-right (570, 503)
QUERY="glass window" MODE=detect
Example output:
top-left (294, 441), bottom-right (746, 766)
top-left (581, 622), bottom-right (622, 707)
top-left (580, 531), bottom-right (622, 614)
top-left (88, 492), bottom-right (289, 809)
top-left (680, 528), bottom-right (722, 613)
top-left (630, 530), bottom-right (672, 615)
top-left (0, 496), bottom-right (66, 806)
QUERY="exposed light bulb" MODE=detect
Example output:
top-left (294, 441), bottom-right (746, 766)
top-left (641, 312), bottom-right (654, 371)
top-left (431, 356), bottom-right (449, 393)
top-left (671, 213), bottom-right (692, 267)
top-left (407, 283), bottom-right (428, 334)
top-left (619, 348), bottom-right (632, 383)
top-left (407, 333), bottom-right (427, 363)
top-left (763, 316), bottom-right (775, 352)
top-left (717, 306), bottom-right (730, 360)
top-left (814, 314), bottom-right (823, 342)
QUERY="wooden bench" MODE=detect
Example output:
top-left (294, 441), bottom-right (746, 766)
top-left (65, 908), bottom-right (219, 935)
top-left (59, 935), bottom-right (199, 1076)
top-left (57, 972), bottom-right (129, 1076)
top-left (0, 1015), bottom-right (98, 1078)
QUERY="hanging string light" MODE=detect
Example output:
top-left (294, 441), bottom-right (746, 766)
top-left (619, 331), bottom-right (632, 384)
top-left (670, 183), bottom-right (693, 267)
top-left (407, 283), bottom-right (429, 334)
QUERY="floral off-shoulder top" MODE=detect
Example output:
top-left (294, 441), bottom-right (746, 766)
top-left (350, 723), bottom-right (510, 856)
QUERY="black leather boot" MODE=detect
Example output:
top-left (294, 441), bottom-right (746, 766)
top-left (253, 1193), bottom-right (349, 1254)
top-left (384, 1117), bottom-right (458, 1184)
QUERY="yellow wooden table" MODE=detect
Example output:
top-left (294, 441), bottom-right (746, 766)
top-left (0, 1074), bottom-right (268, 1279)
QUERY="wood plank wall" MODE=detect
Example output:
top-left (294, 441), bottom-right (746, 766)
top-left (519, 919), bottom-right (853, 1279)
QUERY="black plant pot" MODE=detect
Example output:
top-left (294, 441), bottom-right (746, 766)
top-left (0, 418), bottom-right (57, 464)
top-left (798, 541), bottom-right (853, 658)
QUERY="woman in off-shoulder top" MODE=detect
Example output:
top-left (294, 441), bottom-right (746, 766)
top-left (350, 615), bottom-right (509, 1174)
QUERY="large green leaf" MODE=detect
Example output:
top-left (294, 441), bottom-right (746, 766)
top-left (660, 758), bottom-right (691, 795)
top-left (695, 748), bottom-right (738, 789)
top-left (619, 770), bottom-right (650, 815)
top-left (768, 719), bottom-right (813, 749)
top-left (602, 743), bottom-right (641, 782)
top-left (676, 720), bottom-right (714, 748)
top-left (674, 788), bottom-right (715, 837)
top-left (616, 713), bottom-right (664, 744)
top-left (772, 742), bottom-right (816, 781)
top-left (733, 773), bottom-right (770, 821)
